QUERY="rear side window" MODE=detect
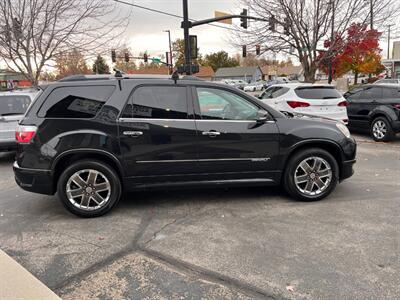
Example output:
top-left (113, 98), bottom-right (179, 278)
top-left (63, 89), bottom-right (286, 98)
top-left (359, 86), bottom-right (382, 99)
top-left (38, 86), bottom-right (114, 118)
top-left (382, 87), bottom-right (400, 98)
top-left (123, 86), bottom-right (188, 119)
top-left (294, 87), bottom-right (342, 99)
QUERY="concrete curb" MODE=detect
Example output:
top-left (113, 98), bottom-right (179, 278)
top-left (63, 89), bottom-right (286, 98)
top-left (0, 249), bottom-right (61, 300)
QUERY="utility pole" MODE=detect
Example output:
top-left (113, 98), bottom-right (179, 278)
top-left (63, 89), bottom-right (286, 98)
top-left (369, 0), bottom-right (373, 30)
top-left (164, 30), bottom-right (173, 74)
top-left (328, 0), bottom-right (335, 84)
top-left (387, 24), bottom-right (393, 59)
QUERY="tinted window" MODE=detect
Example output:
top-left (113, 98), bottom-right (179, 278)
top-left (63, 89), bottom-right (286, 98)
top-left (123, 86), bottom-right (188, 119)
top-left (38, 86), bottom-right (114, 118)
top-left (261, 87), bottom-right (278, 99)
top-left (382, 87), bottom-right (400, 98)
top-left (294, 87), bottom-right (342, 99)
top-left (272, 87), bottom-right (289, 98)
top-left (0, 95), bottom-right (31, 116)
top-left (345, 88), bottom-right (363, 100)
top-left (360, 87), bottom-right (382, 99)
top-left (196, 87), bottom-right (259, 120)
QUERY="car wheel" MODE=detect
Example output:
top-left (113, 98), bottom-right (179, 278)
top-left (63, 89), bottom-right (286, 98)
top-left (57, 160), bottom-right (122, 217)
top-left (283, 148), bottom-right (339, 201)
top-left (370, 117), bottom-right (394, 142)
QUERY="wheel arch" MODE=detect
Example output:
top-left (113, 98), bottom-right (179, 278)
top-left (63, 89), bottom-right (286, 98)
top-left (281, 140), bottom-right (344, 179)
top-left (369, 107), bottom-right (396, 125)
top-left (52, 149), bottom-right (124, 189)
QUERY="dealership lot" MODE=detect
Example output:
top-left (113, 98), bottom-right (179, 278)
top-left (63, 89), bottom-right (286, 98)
top-left (0, 133), bottom-right (399, 299)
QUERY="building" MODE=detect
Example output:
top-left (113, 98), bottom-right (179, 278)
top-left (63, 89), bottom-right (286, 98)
top-left (213, 66), bottom-right (263, 83)
top-left (0, 69), bottom-right (32, 90)
top-left (128, 66), bottom-right (215, 81)
top-left (382, 59), bottom-right (400, 78)
top-left (261, 65), bottom-right (303, 81)
top-left (392, 41), bottom-right (400, 60)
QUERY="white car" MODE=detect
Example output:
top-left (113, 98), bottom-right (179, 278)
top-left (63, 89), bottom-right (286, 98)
top-left (373, 78), bottom-right (400, 85)
top-left (244, 81), bottom-right (265, 92)
top-left (258, 83), bottom-right (348, 124)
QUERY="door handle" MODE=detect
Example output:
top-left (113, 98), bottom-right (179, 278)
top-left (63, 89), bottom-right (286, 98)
top-left (202, 131), bottom-right (221, 137)
top-left (123, 131), bottom-right (143, 137)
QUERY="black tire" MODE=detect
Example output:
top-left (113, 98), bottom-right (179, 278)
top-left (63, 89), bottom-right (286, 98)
top-left (283, 148), bottom-right (339, 201)
top-left (370, 117), bottom-right (394, 142)
top-left (57, 160), bottom-right (122, 217)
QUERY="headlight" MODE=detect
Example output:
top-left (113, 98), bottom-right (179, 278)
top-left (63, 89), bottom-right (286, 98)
top-left (336, 122), bottom-right (351, 138)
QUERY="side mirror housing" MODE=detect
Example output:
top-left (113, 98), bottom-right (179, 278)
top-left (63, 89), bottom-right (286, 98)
top-left (256, 110), bottom-right (271, 123)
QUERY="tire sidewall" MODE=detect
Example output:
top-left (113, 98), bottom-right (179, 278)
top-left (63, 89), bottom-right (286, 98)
top-left (370, 117), bottom-right (393, 142)
top-left (57, 160), bottom-right (121, 217)
top-left (284, 148), bottom-right (339, 201)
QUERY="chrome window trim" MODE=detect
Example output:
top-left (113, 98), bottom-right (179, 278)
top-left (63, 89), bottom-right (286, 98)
top-left (118, 117), bottom-right (275, 123)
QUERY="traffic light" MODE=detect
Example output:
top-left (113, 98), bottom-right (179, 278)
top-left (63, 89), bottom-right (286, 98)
top-left (143, 53), bottom-right (148, 63)
top-left (256, 44), bottom-right (261, 55)
top-left (124, 52), bottom-right (129, 62)
top-left (189, 35), bottom-right (198, 59)
top-left (242, 45), bottom-right (247, 58)
top-left (240, 9), bottom-right (248, 29)
top-left (111, 50), bottom-right (116, 63)
top-left (283, 18), bottom-right (290, 35)
top-left (268, 16), bottom-right (276, 31)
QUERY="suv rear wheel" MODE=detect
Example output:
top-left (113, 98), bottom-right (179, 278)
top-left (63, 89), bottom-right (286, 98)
top-left (370, 117), bottom-right (394, 142)
top-left (57, 160), bottom-right (121, 217)
top-left (284, 148), bottom-right (339, 201)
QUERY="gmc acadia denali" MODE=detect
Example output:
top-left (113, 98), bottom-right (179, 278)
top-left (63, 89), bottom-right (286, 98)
top-left (13, 75), bottom-right (356, 217)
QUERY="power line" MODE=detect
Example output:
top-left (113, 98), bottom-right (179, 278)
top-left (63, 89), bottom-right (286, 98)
top-left (112, 0), bottom-right (243, 32)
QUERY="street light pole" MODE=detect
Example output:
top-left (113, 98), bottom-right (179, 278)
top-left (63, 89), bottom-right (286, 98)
top-left (387, 24), bottom-right (394, 59)
top-left (164, 30), bottom-right (173, 74)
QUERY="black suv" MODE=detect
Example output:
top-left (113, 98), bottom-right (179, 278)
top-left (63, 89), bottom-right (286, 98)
top-left (344, 84), bottom-right (400, 141)
top-left (13, 75), bottom-right (356, 217)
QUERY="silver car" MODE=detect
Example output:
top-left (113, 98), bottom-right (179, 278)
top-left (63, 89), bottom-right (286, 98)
top-left (0, 90), bottom-right (38, 151)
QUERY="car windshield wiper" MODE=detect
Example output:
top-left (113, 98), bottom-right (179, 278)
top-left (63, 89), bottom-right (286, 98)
top-left (0, 112), bottom-right (23, 116)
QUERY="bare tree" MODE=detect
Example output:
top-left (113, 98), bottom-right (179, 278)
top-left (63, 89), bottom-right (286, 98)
top-left (0, 0), bottom-right (129, 86)
top-left (235, 0), bottom-right (400, 82)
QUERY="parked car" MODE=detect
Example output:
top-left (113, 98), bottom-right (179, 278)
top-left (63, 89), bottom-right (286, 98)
top-left (257, 83), bottom-right (349, 124)
top-left (219, 79), bottom-right (246, 90)
top-left (373, 78), bottom-right (400, 85)
top-left (343, 84), bottom-right (400, 141)
top-left (0, 90), bottom-right (38, 152)
top-left (244, 81), bottom-right (265, 92)
top-left (14, 74), bottom-right (356, 217)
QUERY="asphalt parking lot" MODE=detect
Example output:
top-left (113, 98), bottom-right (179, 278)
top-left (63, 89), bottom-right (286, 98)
top-left (0, 133), bottom-right (399, 300)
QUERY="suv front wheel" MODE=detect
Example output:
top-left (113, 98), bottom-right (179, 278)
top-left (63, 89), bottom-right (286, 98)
top-left (284, 148), bottom-right (339, 201)
top-left (57, 160), bottom-right (122, 217)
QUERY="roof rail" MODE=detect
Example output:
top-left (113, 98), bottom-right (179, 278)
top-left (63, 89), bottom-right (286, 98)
top-left (58, 74), bottom-right (204, 82)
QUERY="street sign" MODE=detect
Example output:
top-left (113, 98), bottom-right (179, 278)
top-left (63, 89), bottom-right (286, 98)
top-left (214, 11), bottom-right (232, 24)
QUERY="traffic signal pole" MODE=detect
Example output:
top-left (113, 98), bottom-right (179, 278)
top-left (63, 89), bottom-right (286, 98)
top-left (180, 0), bottom-right (266, 75)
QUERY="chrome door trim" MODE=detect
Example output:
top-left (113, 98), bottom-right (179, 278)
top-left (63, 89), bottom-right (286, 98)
top-left (136, 157), bottom-right (271, 163)
top-left (118, 117), bottom-right (275, 123)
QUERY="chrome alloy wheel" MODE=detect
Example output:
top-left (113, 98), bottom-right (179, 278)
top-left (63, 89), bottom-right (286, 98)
top-left (294, 156), bottom-right (332, 196)
top-left (372, 120), bottom-right (387, 140)
top-left (66, 169), bottom-right (111, 211)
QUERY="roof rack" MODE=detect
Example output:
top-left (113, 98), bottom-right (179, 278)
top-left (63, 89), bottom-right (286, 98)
top-left (58, 73), bottom-right (203, 83)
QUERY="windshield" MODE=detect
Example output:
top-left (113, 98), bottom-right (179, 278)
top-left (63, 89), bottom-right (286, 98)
top-left (0, 95), bottom-right (31, 116)
top-left (294, 87), bottom-right (342, 99)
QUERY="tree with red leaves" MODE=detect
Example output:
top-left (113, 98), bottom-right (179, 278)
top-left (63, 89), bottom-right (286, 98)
top-left (319, 23), bottom-right (385, 84)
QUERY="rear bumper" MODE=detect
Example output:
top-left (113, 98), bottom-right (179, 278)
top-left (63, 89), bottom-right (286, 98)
top-left (13, 162), bottom-right (55, 195)
top-left (340, 159), bottom-right (356, 181)
top-left (0, 140), bottom-right (16, 151)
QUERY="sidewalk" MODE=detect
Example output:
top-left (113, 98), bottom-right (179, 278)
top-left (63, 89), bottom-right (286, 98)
top-left (0, 249), bottom-right (60, 300)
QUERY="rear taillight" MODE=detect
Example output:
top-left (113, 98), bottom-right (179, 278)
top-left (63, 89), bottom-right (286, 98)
top-left (338, 101), bottom-right (348, 107)
top-left (287, 101), bottom-right (310, 108)
top-left (15, 125), bottom-right (37, 143)
top-left (393, 104), bottom-right (400, 109)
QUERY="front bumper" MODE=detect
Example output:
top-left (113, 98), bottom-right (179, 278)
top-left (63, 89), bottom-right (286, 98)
top-left (340, 159), bottom-right (356, 181)
top-left (13, 161), bottom-right (55, 195)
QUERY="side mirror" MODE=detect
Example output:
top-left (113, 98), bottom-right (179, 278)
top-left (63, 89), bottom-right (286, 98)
top-left (256, 110), bottom-right (270, 124)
